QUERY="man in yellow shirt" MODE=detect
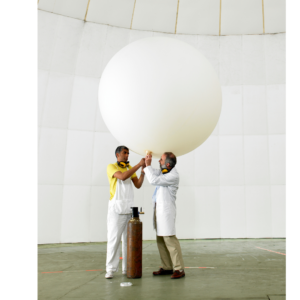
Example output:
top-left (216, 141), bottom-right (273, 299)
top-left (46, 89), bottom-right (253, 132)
top-left (105, 145), bottom-right (145, 279)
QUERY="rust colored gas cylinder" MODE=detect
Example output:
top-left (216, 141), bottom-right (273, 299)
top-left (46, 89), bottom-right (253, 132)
top-left (127, 207), bottom-right (144, 278)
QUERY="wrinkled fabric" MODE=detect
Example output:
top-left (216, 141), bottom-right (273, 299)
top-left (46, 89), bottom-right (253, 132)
top-left (106, 202), bottom-right (131, 273)
top-left (144, 166), bottom-right (179, 236)
top-left (156, 235), bottom-right (185, 271)
top-left (112, 172), bottom-right (134, 214)
top-left (152, 186), bottom-right (159, 205)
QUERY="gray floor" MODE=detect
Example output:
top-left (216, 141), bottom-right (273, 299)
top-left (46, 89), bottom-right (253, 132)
top-left (38, 239), bottom-right (285, 300)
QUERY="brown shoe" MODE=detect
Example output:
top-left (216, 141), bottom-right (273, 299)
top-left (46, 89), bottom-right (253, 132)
top-left (153, 268), bottom-right (174, 276)
top-left (171, 270), bottom-right (185, 279)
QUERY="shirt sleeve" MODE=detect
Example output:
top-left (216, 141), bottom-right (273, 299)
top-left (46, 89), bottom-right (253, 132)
top-left (144, 166), bottom-right (178, 187)
top-left (128, 165), bottom-right (137, 179)
top-left (107, 164), bottom-right (118, 178)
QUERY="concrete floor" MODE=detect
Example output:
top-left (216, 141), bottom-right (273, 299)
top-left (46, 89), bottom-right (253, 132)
top-left (38, 239), bottom-right (285, 300)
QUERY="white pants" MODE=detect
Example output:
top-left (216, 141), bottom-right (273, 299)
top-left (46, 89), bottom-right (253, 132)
top-left (106, 204), bottom-right (131, 273)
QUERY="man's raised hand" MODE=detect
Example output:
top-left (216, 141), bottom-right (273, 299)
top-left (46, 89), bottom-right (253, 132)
top-left (139, 158), bottom-right (146, 167)
top-left (145, 154), bottom-right (152, 167)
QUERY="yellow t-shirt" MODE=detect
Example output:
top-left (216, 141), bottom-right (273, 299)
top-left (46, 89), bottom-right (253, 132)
top-left (107, 163), bottom-right (137, 200)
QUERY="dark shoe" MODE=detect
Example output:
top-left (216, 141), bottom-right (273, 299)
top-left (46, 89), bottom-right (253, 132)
top-left (153, 268), bottom-right (174, 276)
top-left (171, 270), bottom-right (185, 279)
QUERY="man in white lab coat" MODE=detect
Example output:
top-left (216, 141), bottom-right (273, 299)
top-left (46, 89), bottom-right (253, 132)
top-left (144, 152), bottom-right (185, 279)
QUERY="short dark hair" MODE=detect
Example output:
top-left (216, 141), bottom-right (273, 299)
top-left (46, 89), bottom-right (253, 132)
top-left (115, 146), bottom-right (129, 158)
top-left (164, 152), bottom-right (177, 168)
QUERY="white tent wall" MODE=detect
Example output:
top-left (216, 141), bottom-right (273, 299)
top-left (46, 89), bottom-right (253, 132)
top-left (38, 10), bottom-right (285, 244)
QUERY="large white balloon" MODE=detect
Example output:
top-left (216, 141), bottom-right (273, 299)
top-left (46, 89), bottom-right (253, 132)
top-left (99, 37), bottom-right (222, 158)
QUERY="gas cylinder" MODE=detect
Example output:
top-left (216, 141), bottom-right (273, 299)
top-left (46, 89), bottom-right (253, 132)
top-left (127, 207), bottom-right (144, 278)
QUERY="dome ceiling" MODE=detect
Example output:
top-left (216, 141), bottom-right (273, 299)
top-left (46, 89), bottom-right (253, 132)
top-left (38, 0), bottom-right (285, 35)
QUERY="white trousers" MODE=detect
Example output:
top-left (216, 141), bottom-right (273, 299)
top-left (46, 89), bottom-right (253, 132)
top-left (106, 204), bottom-right (131, 273)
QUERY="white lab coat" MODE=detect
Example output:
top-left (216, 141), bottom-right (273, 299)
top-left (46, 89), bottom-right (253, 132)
top-left (144, 166), bottom-right (179, 236)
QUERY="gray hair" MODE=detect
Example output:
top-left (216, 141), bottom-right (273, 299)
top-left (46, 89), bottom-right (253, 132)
top-left (164, 152), bottom-right (177, 168)
top-left (115, 146), bottom-right (129, 158)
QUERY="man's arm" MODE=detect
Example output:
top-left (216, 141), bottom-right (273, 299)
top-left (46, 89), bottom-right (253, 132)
top-left (144, 166), bottom-right (178, 187)
top-left (132, 167), bottom-right (145, 189)
top-left (143, 155), bottom-right (161, 176)
top-left (113, 158), bottom-right (145, 181)
top-left (144, 154), bottom-right (178, 186)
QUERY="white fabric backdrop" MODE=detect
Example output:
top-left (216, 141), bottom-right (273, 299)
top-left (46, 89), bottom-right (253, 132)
top-left (38, 10), bottom-right (285, 244)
